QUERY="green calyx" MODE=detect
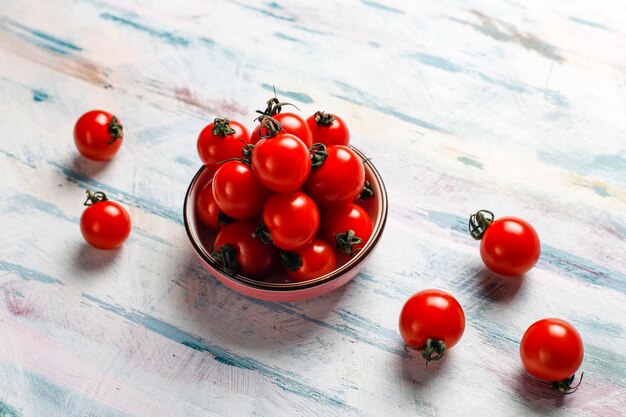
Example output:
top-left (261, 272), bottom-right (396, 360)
top-left (212, 117), bottom-right (237, 137)
top-left (280, 251), bottom-right (303, 272)
top-left (335, 229), bottom-right (363, 256)
top-left (212, 244), bottom-right (238, 275)
top-left (356, 180), bottom-right (374, 202)
top-left (83, 190), bottom-right (108, 206)
top-left (217, 211), bottom-right (235, 227)
top-left (310, 143), bottom-right (328, 167)
top-left (468, 210), bottom-right (494, 240)
top-left (107, 116), bottom-right (123, 144)
top-left (313, 111), bottom-right (336, 127)
top-left (406, 338), bottom-right (447, 364)
top-left (551, 373), bottom-right (584, 395)
top-left (251, 224), bottom-right (273, 245)
top-left (254, 115), bottom-right (283, 139)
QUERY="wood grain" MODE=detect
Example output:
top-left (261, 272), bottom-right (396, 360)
top-left (1, 0), bottom-right (625, 416)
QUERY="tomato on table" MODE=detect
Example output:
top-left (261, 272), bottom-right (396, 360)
top-left (399, 289), bottom-right (465, 363)
top-left (306, 111), bottom-right (350, 146)
top-left (281, 238), bottom-right (337, 282)
top-left (197, 117), bottom-right (250, 170)
top-left (520, 318), bottom-right (584, 394)
top-left (74, 110), bottom-right (124, 161)
top-left (305, 145), bottom-right (365, 208)
top-left (212, 220), bottom-right (277, 278)
top-left (80, 190), bottom-right (131, 250)
top-left (261, 191), bottom-right (320, 251)
top-left (196, 180), bottom-right (232, 230)
top-left (212, 161), bottom-right (271, 219)
top-left (321, 203), bottom-right (372, 255)
top-left (469, 210), bottom-right (541, 276)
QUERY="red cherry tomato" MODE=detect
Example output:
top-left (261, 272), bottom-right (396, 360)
top-left (251, 133), bottom-right (311, 193)
top-left (321, 203), bottom-right (372, 255)
top-left (282, 238), bottom-right (337, 282)
top-left (399, 289), bottom-right (465, 363)
top-left (469, 210), bottom-right (541, 276)
top-left (196, 180), bottom-right (231, 229)
top-left (305, 145), bottom-right (364, 208)
top-left (252, 112), bottom-right (312, 148)
top-left (197, 118), bottom-right (250, 171)
top-left (213, 161), bottom-right (271, 219)
top-left (213, 220), bottom-right (277, 278)
top-left (80, 190), bottom-right (131, 250)
top-left (520, 318), bottom-right (584, 392)
top-left (306, 111), bottom-right (350, 146)
top-left (262, 191), bottom-right (320, 251)
top-left (74, 110), bottom-right (123, 161)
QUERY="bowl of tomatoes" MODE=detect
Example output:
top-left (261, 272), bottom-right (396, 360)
top-left (183, 102), bottom-right (387, 302)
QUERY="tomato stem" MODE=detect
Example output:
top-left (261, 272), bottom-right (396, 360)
top-left (83, 190), bottom-right (108, 206)
top-left (551, 372), bottom-right (584, 395)
top-left (280, 251), bottom-right (303, 272)
top-left (335, 230), bottom-right (363, 256)
top-left (468, 210), bottom-right (495, 240)
top-left (356, 180), bottom-right (374, 202)
top-left (313, 111), bottom-right (336, 126)
top-left (212, 244), bottom-right (238, 275)
top-left (212, 117), bottom-right (237, 137)
top-left (254, 115), bottom-right (283, 139)
top-left (406, 338), bottom-right (447, 364)
top-left (107, 116), bottom-right (123, 145)
top-left (251, 224), bottom-right (273, 245)
top-left (310, 143), bottom-right (328, 167)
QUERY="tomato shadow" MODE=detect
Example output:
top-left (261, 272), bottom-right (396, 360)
top-left (69, 153), bottom-right (112, 177)
top-left (510, 368), bottom-right (569, 411)
top-left (71, 242), bottom-right (122, 273)
top-left (473, 268), bottom-right (525, 303)
top-left (392, 346), bottom-right (453, 393)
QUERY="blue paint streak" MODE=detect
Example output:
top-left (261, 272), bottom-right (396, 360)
top-left (457, 156), bottom-right (483, 169)
top-left (31, 89), bottom-right (50, 102)
top-left (272, 32), bottom-right (299, 42)
top-left (0, 149), bottom-right (36, 169)
top-left (361, 0), bottom-right (403, 14)
top-left (267, 1), bottom-right (282, 9)
top-left (49, 161), bottom-right (182, 225)
top-left (569, 17), bottom-right (612, 31)
top-left (199, 37), bottom-right (215, 47)
top-left (0, 20), bottom-right (80, 55)
top-left (241, 5), bottom-right (296, 22)
top-left (334, 309), bottom-right (400, 342)
top-left (539, 88), bottom-right (568, 108)
top-left (477, 73), bottom-right (528, 93)
top-left (293, 25), bottom-right (330, 35)
top-left (4, 194), bottom-right (78, 223)
top-left (260, 84), bottom-right (313, 104)
top-left (0, 261), bottom-right (63, 285)
top-left (334, 82), bottom-right (446, 132)
top-left (100, 13), bottom-right (190, 47)
top-left (0, 400), bottom-right (20, 417)
top-left (412, 53), bottom-right (460, 72)
top-left (82, 293), bottom-right (348, 409)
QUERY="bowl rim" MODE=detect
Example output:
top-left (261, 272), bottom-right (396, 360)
top-left (183, 145), bottom-right (388, 291)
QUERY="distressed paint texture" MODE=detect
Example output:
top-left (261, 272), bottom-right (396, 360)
top-left (1, 0), bottom-right (625, 416)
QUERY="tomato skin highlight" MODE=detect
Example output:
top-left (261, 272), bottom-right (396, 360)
top-left (251, 133), bottom-right (311, 193)
top-left (399, 289), bottom-right (465, 350)
top-left (285, 238), bottom-right (337, 282)
top-left (74, 110), bottom-right (123, 161)
top-left (197, 119), bottom-right (250, 170)
top-left (213, 220), bottom-right (277, 278)
top-left (306, 113), bottom-right (350, 146)
top-left (305, 145), bottom-right (365, 208)
top-left (520, 318), bottom-right (584, 382)
top-left (252, 113), bottom-right (312, 148)
top-left (480, 217), bottom-right (540, 276)
top-left (321, 203), bottom-right (372, 255)
top-left (212, 161), bottom-right (271, 220)
top-left (262, 191), bottom-right (320, 251)
top-left (80, 199), bottom-right (131, 250)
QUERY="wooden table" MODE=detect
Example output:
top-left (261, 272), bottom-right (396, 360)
top-left (1, 1), bottom-right (625, 416)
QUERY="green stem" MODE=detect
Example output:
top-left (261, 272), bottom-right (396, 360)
top-left (551, 373), bottom-right (584, 395)
top-left (212, 117), bottom-right (237, 137)
top-left (107, 116), bottom-right (123, 144)
top-left (83, 190), bottom-right (108, 206)
top-left (310, 143), bottom-right (328, 167)
top-left (335, 230), bottom-right (363, 256)
top-left (356, 180), bottom-right (374, 202)
top-left (212, 244), bottom-right (238, 275)
top-left (280, 251), bottom-right (303, 272)
top-left (468, 210), bottom-right (494, 240)
top-left (313, 111), bottom-right (336, 126)
top-left (406, 338), bottom-right (447, 364)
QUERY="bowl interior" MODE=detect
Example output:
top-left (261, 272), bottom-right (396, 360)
top-left (183, 146), bottom-right (388, 291)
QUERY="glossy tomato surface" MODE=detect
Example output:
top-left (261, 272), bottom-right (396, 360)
top-left (80, 198), bottom-right (131, 249)
top-left (197, 118), bottom-right (250, 170)
top-left (252, 113), bottom-right (312, 148)
top-left (520, 318), bottom-right (584, 382)
top-left (285, 238), bottom-right (337, 282)
top-left (480, 217), bottom-right (540, 276)
top-left (196, 180), bottom-right (224, 229)
top-left (399, 289), bottom-right (465, 349)
top-left (262, 191), bottom-right (320, 251)
top-left (321, 203), bottom-right (372, 255)
top-left (306, 112), bottom-right (350, 146)
top-left (212, 161), bottom-right (271, 219)
top-left (74, 110), bottom-right (123, 161)
top-left (251, 133), bottom-right (311, 192)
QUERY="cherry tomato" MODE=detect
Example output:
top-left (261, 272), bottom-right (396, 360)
top-left (321, 203), bottom-right (372, 255)
top-left (520, 318), bottom-right (584, 392)
top-left (197, 117), bottom-right (250, 170)
top-left (469, 210), bottom-right (541, 276)
top-left (399, 289), bottom-right (465, 363)
top-left (213, 220), bottom-right (277, 278)
top-left (262, 191), bottom-right (320, 251)
top-left (252, 112), bottom-right (312, 148)
top-left (213, 161), bottom-right (271, 219)
top-left (281, 238), bottom-right (337, 282)
top-left (306, 111), bottom-right (350, 146)
top-left (251, 133), bottom-right (311, 193)
top-left (196, 180), bottom-right (232, 229)
top-left (305, 145), bottom-right (364, 208)
top-left (80, 190), bottom-right (131, 250)
top-left (74, 110), bottom-right (124, 161)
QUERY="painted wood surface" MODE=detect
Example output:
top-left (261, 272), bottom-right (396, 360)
top-left (1, 0), bottom-right (625, 416)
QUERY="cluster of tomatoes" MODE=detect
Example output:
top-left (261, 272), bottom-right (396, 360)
top-left (195, 98), bottom-right (373, 282)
